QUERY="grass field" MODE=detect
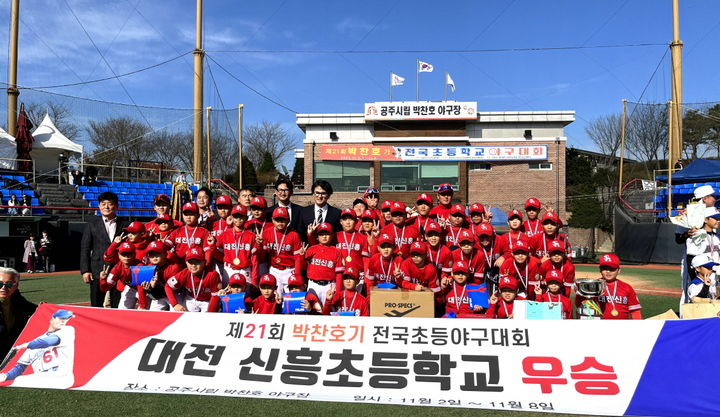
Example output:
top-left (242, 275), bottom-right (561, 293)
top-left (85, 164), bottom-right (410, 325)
top-left (3, 268), bottom-right (679, 416)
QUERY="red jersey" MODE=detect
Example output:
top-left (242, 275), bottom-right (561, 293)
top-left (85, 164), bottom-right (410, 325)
top-left (209, 217), bottom-right (231, 238)
top-left (429, 204), bottom-right (452, 223)
top-left (168, 225), bottom-right (210, 261)
top-left (208, 293), bottom-right (253, 313)
top-left (217, 228), bottom-right (258, 269)
top-left (100, 260), bottom-right (148, 309)
top-left (427, 244), bottom-right (453, 278)
top-left (145, 219), bottom-right (182, 237)
top-left (322, 290), bottom-right (369, 316)
top-left (499, 257), bottom-right (542, 298)
top-left (576, 279), bottom-right (641, 320)
top-left (539, 258), bottom-right (576, 296)
top-left (443, 281), bottom-right (480, 316)
top-left (475, 243), bottom-right (502, 280)
top-left (249, 295), bottom-right (281, 314)
top-left (398, 258), bottom-right (439, 292)
top-left (444, 225), bottom-right (472, 248)
top-left (335, 230), bottom-right (370, 272)
top-left (380, 223), bottom-right (421, 257)
top-left (103, 238), bottom-right (152, 264)
top-left (365, 253), bottom-right (402, 289)
top-left (406, 214), bottom-right (436, 236)
top-left (295, 292), bottom-right (323, 314)
top-left (529, 232), bottom-right (572, 259)
top-left (305, 244), bottom-right (345, 283)
top-left (145, 261), bottom-right (183, 301)
top-left (450, 248), bottom-right (486, 283)
top-left (495, 230), bottom-right (528, 259)
top-left (165, 268), bottom-right (220, 303)
top-left (537, 292), bottom-right (572, 319)
top-left (261, 227), bottom-right (302, 269)
top-left (522, 218), bottom-right (543, 239)
top-left (486, 296), bottom-right (525, 319)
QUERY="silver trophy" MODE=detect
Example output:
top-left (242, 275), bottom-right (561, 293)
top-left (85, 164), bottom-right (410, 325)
top-left (575, 278), bottom-right (606, 320)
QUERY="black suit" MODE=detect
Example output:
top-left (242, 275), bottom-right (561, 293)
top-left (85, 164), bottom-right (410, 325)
top-left (267, 202), bottom-right (303, 233)
top-left (298, 204), bottom-right (342, 243)
top-left (80, 215), bottom-right (128, 307)
top-left (0, 290), bottom-right (37, 358)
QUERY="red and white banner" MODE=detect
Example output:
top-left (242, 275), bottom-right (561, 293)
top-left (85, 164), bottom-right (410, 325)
top-left (2, 304), bottom-right (719, 416)
top-left (319, 145), bottom-right (548, 162)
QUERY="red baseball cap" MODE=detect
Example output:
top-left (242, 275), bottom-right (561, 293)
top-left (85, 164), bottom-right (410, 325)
top-left (511, 240), bottom-right (529, 253)
top-left (228, 273), bottom-right (246, 287)
top-left (185, 245), bottom-right (205, 261)
top-left (599, 253), bottom-right (620, 269)
top-left (525, 198), bottom-right (541, 209)
top-left (182, 202), bottom-right (199, 214)
top-left (378, 233), bottom-right (395, 246)
top-left (424, 221), bottom-right (442, 235)
top-left (545, 269), bottom-right (563, 284)
top-left (259, 274), bottom-right (277, 287)
top-left (469, 203), bottom-right (485, 214)
top-left (390, 201), bottom-right (406, 214)
top-left (118, 241), bottom-right (135, 255)
top-left (417, 193), bottom-right (433, 205)
top-left (450, 204), bottom-right (466, 216)
top-left (458, 230), bottom-right (475, 244)
top-left (272, 206), bottom-right (289, 219)
top-left (409, 241), bottom-right (428, 255)
top-left (343, 266), bottom-right (360, 279)
top-left (437, 183), bottom-right (454, 193)
top-left (340, 208), bottom-right (357, 219)
top-left (499, 276), bottom-right (519, 291)
top-left (548, 240), bottom-right (566, 253)
top-left (146, 240), bottom-right (167, 254)
top-left (154, 194), bottom-right (171, 205)
top-left (361, 209), bottom-right (378, 221)
top-left (381, 200), bottom-right (394, 211)
top-left (542, 211), bottom-right (561, 224)
top-left (216, 195), bottom-right (232, 207)
top-left (476, 223), bottom-right (495, 236)
top-left (123, 221), bottom-right (146, 234)
top-left (507, 209), bottom-right (523, 220)
top-left (250, 196), bottom-right (267, 209)
top-left (316, 222), bottom-right (334, 234)
top-left (287, 273), bottom-right (305, 287)
top-left (154, 213), bottom-right (172, 223)
top-left (231, 204), bottom-right (248, 216)
top-left (452, 260), bottom-right (470, 274)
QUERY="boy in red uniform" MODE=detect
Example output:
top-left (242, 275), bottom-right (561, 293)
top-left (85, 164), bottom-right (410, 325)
top-left (104, 221), bottom-right (151, 264)
top-left (529, 211), bottom-right (572, 261)
top-left (444, 204), bottom-right (471, 249)
top-left (304, 222), bottom-right (345, 304)
top-left (365, 233), bottom-right (402, 290)
top-left (468, 203), bottom-right (488, 233)
top-left (323, 266), bottom-right (369, 316)
top-left (441, 260), bottom-right (485, 317)
top-left (209, 195), bottom-right (233, 239)
top-left (450, 230), bottom-right (485, 283)
top-left (475, 223), bottom-right (502, 284)
top-left (539, 240), bottom-right (575, 296)
top-left (216, 204), bottom-right (259, 287)
top-left (144, 240), bottom-right (182, 311)
top-left (286, 273), bottom-right (322, 314)
top-left (429, 183), bottom-right (454, 224)
top-left (249, 196), bottom-right (268, 223)
top-left (165, 245), bottom-right (221, 312)
top-left (249, 274), bottom-right (282, 314)
top-left (99, 242), bottom-right (146, 310)
top-left (407, 193), bottom-right (435, 235)
top-left (425, 221), bottom-right (453, 280)
top-left (380, 200), bottom-right (393, 227)
top-left (362, 187), bottom-right (382, 220)
top-left (359, 209), bottom-right (380, 256)
top-left (147, 214), bottom-right (176, 241)
top-left (535, 270), bottom-right (572, 319)
top-left (398, 241), bottom-right (440, 292)
top-left (208, 273), bottom-right (252, 313)
top-left (495, 209), bottom-right (527, 263)
top-left (576, 253), bottom-right (642, 320)
top-left (381, 201), bottom-right (421, 257)
top-left (145, 194), bottom-right (182, 235)
top-left (167, 202), bottom-right (211, 265)
top-left (487, 276), bottom-right (524, 319)
top-left (336, 209), bottom-right (370, 278)
top-left (522, 198), bottom-right (543, 239)
top-left (258, 206), bottom-right (303, 294)
top-left (498, 240), bottom-right (541, 299)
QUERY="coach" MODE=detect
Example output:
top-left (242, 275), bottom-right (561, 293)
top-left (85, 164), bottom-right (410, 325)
top-left (80, 192), bottom-right (128, 308)
top-left (267, 179), bottom-right (302, 232)
top-left (298, 180), bottom-right (341, 243)
top-left (0, 267), bottom-right (37, 358)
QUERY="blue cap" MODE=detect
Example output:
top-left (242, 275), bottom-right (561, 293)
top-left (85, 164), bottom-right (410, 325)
top-left (52, 309), bottom-right (75, 319)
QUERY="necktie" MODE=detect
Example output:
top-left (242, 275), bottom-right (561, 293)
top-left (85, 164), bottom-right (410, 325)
top-left (317, 208), bottom-right (323, 224)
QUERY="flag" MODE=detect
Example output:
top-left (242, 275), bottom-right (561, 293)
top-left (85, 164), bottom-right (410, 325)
top-left (446, 72), bottom-right (456, 92)
top-left (418, 60), bottom-right (433, 72)
top-left (282, 292), bottom-right (308, 314)
top-left (390, 73), bottom-right (405, 86)
top-left (221, 292), bottom-right (248, 313)
top-left (130, 265), bottom-right (156, 286)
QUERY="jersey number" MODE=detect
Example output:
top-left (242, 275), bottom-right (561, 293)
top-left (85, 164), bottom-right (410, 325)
top-left (43, 347), bottom-right (59, 363)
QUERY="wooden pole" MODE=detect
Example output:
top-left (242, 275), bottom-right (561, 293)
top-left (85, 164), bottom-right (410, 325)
top-left (205, 106), bottom-right (212, 185)
top-left (670, 0), bottom-right (684, 165)
top-left (7, 0), bottom-right (20, 136)
top-left (192, 0), bottom-right (204, 184)
top-left (618, 99), bottom-right (627, 194)
top-left (668, 100), bottom-right (674, 218)
top-left (238, 104), bottom-right (244, 189)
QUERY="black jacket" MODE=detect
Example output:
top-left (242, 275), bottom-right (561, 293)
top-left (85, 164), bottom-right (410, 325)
top-left (266, 202), bottom-right (303, 233)
top-left (298, 204), bottom-right (342, 243)
top-left (0, 291), bottom-right (37, 358)
top-left (80, 215), bottom-right (128, 277)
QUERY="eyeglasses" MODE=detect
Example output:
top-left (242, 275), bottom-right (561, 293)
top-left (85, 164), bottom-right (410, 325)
top-left (314, 191), bottom-right (329, 196)
top-left (276, 188), bottom-right (291, 193)
top-left (0, 281), bottom-right (15, 289)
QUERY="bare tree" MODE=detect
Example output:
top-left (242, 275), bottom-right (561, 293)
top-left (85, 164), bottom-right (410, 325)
top-left (625, 104), bottom-right (668, 176)
top-left (585, 113), bottom-right (622, 167)
top-left (243, 121), bottom-right (298, 170)
top-left (25, 101), bottom-right (80, 140)
top-left (86, 118), bottom-right (153, 165)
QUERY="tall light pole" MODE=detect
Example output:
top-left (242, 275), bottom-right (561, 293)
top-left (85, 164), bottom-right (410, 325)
top-left (193, 0), bottom-right (204, 184)
top-left (670, 0), bottom-right (683, 166)
top-left (7, 0), bottom-right (20, 136)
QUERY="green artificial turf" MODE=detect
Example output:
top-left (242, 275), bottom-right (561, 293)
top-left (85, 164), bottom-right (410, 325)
top-left (16, 272), bottom-right (88, 305)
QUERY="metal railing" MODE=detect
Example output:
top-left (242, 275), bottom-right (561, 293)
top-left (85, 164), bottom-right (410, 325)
top-left (65, 162), bottom-right (183, 185)
top-left (0, 204), bottom-right (158, 222)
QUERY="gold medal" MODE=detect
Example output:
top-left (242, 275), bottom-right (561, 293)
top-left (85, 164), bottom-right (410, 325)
top-left (345, 256), bottom-right (353, 263)
top-left (611, 309), bottom-right (619, 317)
top-left (233, 258), bottom-right (240, 266)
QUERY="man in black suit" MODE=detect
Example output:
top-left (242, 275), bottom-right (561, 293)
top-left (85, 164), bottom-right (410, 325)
top-left (267, 179), bottom-right (302, 232)
top-left (298, 180), bottom-right (342, 243)
top-left (80, 192), bottom-right (128, 308)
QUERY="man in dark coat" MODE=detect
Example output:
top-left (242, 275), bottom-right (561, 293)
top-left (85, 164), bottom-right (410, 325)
top-left (266, 179), bottom-right (302, 232)
top-left (298, 180), bottom-right (342, 243)
top-left (0, 267), bottom-right (37, 358)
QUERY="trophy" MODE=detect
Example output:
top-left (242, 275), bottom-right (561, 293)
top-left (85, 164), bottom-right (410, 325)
top-left (575, 278), bottom-right (606, 320)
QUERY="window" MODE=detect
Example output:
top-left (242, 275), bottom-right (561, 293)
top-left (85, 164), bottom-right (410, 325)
top-left (381, 161), bottom-right (458, 191)
top-left (468, 162), bottom-right (492, 171)
top-left (529, 162), bottom-right (553, 170)
top-left (314, 161), bottom-right (370, 192)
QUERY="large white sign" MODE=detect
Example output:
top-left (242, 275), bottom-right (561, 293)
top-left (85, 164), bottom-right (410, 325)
top-left (365, 101), bottom-right (477, 121)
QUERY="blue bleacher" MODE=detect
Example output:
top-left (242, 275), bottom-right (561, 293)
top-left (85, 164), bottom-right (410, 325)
top-left (76, 180), bottom-right (176, 217)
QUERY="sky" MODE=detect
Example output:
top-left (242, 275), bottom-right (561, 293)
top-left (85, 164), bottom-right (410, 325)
top-left (1, 0), bottom-right (719, 169)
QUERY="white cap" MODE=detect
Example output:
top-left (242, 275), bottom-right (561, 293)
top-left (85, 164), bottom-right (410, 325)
top-left (691, 253), bottom-right (719, 269)
top-left (704, 206), bottom-right (720, 218)
top-left (694, 185), bottom-right (716, 199)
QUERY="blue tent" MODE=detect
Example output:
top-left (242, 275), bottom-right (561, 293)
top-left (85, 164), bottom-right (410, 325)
top-left (656, 159), bottom-right (720, 184)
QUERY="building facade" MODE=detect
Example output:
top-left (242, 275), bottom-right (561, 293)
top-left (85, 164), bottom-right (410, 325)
top-left (296, 101), bottom-right (574, 217)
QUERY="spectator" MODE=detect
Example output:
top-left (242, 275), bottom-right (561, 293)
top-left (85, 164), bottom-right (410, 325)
top-left (0, 267), bottom-right (37, 358)
top-left (195, 187), bottom-right (216, 227)
top-left (39, 231), bottom-right (52, 273)
top-left (85, 166), bottom-right (98, 186)
top-left (238, 187), bottom-right (255, 208)
top-left (298, 180), bottom-right (341, 243)
top-left (267, 179), bottom-right (302, 232)
top-left (72, 170), bottom-right (84, 186)
top-left (22, 234), bottom-right (38, 273)
top-left (21, 194), bottom-right (31, 216)
top-left (58, 153), bottom-right (69, 184)
top-left (7, 195), bottom-right (18, 216)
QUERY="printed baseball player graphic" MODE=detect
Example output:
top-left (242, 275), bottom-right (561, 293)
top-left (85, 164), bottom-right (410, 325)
top-left (0, 309), bottom-right (76, 388)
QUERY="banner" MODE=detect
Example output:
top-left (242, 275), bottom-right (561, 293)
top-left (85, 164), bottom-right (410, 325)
top-left (319, 145), bottom-right (548, 162)
top-left (365, 101), bottom-right (477, 121)
top-left (2, 304), bottom-right (720, 417)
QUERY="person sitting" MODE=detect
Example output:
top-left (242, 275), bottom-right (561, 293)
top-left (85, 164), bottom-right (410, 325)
top-left (0, 267), bottom-right (37, 358)
top-left (7, 195), bottom-right (19, 216)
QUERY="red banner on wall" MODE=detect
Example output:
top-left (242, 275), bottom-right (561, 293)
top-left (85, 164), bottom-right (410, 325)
top-left (320, 145), bottom-right (399, 161)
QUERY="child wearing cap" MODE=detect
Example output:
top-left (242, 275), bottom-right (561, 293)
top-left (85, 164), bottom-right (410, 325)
top-left (249, 196), bottom-right (269, 223)
top-left (249, 274), bottom-right (282, 314)
top-left (487, 276), bottom-right (525, 319)
top-left (167, 202), bottom-right (212, 264)
top-left (539, 240), bottom-right (576, 297)
top-left (441, 260), bottom-right (486, 317)
top-left (145, 194), bottom-right (182, 235)
top-left (335, 209), bottom-right (370, 282)
top-left (444, 204), bottom-right (472, 249)
top-left (397, 241), bottom-right (440, 293)
top-left (146, 214), bottom-right (177, 240)
top-left (535, 270), bottom-right (572, 319)
top-left (498, 240), bottom-right (542, 300)
top-left (257, 206), bottom-right (303, 294)
top-left (363, 187), bottom-right (382, 218)
top-left (474, 223), bottom-right (502, 286)
top-left (359, 209), bottom-right (381, 256)
top-left (529, 211), bottom-right (572, 261)
top-left (304, 222), bottom-right (346, 304)
top-left (352, 198), bottom-right (368, 220)
top-left (685, 207), bottom-right (720, 259)
top-left (215, 204), bottom-right (260, 288)
top-left (208, 273), bottom-right (252, 313)
top-left (165, 245), bottom-right (222, 312)
top-left (144, 240), bottom-right (183, 311)
top-left (322, 267), bottom-right (369, 316)
top-left (468, 203), bottom-right (489, 231)
top-left (380, 201), bottom-right (422, 258)
top-left (424, 221), bottom-right (453, 281)
top-left (103, 221), bottom-right (152, 264)
top-left (406, 193), bottom-right (435, 235)
top-left (208, 195), bottom-right (233, 239)
top-left (380, 200), bottom-right (394, 227)
top-left (576, 253), bottom-right (641, 320)
top-left (284, 273), bottom-right (323, 314)
top-left (495, 209), bottom-right (528, 264)
top-left (688, 253), bottom-right (719, 300)
top-left (99, 242), bottom-right (148, 310)
top-left (450, 230), bottom-right (485, 283)
top-left (429, 183), bottom-right (454, 223)
top-left (522, 198), bottom-right (544, 239)
top-left (365, 233), bottom-right (402, 290)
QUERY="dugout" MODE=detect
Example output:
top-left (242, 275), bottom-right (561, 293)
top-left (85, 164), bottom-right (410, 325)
top-left (295, 101), bottom-right (574, 217)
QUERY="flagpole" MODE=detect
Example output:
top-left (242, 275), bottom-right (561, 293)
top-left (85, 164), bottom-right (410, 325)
top-left (389, 72), bottom-right (392, 102)
top-left (416, 58), bottom-right (419, 101)
top-left (444, 71), bottom-right (448, 101)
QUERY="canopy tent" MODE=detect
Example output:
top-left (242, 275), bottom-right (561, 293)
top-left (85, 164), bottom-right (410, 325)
top-left (656, 159), bottom-right (720, 184)
top-left (31, 113), bottom-right (83, 175)
top-left (0, 127), bottom-right (17, 170)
